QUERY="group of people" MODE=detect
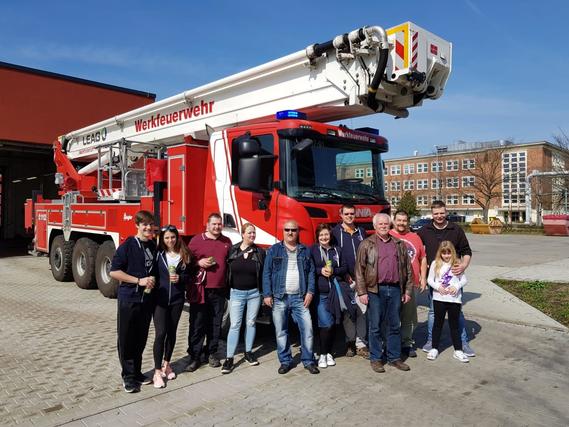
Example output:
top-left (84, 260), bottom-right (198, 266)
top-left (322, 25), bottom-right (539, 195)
top-left (110, 201), bottom-right (474, 393)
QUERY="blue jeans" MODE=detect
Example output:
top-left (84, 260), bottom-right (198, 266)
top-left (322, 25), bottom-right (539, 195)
top-left (427, 288), bottom-right (468, 344)
top-left (272, 294), bottom-right (315, 367)
top-left (316, 293), bottom-right (334, 328)
top-left (368, 286), bottom-right (401, 363)
top-left (226, 288), bottom-right (261, 358)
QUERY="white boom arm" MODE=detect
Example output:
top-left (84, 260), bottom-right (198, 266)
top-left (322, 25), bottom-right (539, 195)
top-left (65, 22), bottom-right (451, 162)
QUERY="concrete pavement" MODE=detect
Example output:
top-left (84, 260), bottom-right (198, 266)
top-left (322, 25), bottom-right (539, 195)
top-left (0, 233), bottom-right (568, 426)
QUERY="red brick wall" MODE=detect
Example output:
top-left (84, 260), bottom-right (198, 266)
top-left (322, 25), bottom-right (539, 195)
top-left (0, 67), bottom-right (154, 145)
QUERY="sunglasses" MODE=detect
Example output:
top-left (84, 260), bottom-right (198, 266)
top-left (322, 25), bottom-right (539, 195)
top-left (284, 228), bottom-right (298, 232)
top-left (161, 224), bottom-right (178, 232)
top-left (342, 212), bottom-right (355, 216)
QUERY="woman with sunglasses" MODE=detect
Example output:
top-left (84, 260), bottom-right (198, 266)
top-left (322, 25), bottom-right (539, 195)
top-left (152, 225), bottom-right (193, 388)
top-left (221, 223), bottom-right (265, 374)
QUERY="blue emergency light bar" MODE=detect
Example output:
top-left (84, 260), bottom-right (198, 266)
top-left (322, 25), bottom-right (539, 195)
top-left (355, 127), bottom-right (379, 135)
top-left (276, 110), bottom-right (307, 120)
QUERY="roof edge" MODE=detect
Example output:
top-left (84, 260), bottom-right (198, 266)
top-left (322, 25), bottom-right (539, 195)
top-left (0, 61), bottom-right (156, 99)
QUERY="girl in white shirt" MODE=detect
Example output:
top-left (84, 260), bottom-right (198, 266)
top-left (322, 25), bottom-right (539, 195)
top-left (426, 241), bottom-right (469, 363)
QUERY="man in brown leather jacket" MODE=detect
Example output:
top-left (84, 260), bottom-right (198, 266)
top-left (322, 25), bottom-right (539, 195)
top-left (355, 213), bottom-right (413, 373)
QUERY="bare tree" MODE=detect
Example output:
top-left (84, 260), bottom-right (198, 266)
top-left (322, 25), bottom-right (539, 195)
top-left (469, 146), bottom-right (507, 221)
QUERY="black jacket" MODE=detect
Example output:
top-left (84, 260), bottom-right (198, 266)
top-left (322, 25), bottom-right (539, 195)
top-left (417, 221), bottom-right (472, 265)
top-left (227, 243), bottom-right (266, 291)
top-left (154, 251), bottom-right (192, 306)
top-left (310, 244), bottom-right (348, 294)
top-left (111, 236), bottom-right (156, 303)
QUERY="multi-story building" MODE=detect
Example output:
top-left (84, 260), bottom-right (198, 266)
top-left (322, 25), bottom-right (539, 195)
top-left (382, 140), bottom-right (569, 222)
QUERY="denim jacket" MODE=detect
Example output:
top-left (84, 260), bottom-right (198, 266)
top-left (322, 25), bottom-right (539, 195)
top-left (262, 241), bottom-right (315, 299)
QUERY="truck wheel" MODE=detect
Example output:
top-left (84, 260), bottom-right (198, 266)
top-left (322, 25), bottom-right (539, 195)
top-left (72, 238), bottom-right (99, 289)
top-left (50, 235), bottom-right (74, 281)
top-left (95, 241), bottom-right (118, 298)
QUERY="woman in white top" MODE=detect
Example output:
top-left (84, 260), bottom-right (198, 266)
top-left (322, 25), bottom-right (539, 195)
top-left (426, 241), bottom-right (469, 363)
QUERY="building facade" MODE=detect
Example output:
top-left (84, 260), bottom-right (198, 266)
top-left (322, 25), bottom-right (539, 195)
top-left (0, 61), bottom-right (156, 240)
top-left (382, 140), bottom-right (569, 223)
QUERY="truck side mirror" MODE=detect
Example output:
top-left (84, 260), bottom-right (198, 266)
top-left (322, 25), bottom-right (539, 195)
top-left (237, 155), bottom-right (274, 194)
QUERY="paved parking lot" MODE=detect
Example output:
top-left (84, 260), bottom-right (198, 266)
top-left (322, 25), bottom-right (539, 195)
top-left (0, 234), bottom-right (568, 426)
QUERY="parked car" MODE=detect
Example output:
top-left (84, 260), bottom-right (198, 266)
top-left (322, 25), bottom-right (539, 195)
top-left (410, 218), bottom-right (431, 231)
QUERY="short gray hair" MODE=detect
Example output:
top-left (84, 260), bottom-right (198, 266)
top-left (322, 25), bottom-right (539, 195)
top-left (372, 213), bottom-right (391, 227)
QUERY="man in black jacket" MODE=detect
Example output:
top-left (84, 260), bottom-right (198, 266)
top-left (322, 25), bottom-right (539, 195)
top-left (110, 210), bottom-right (157, 393)
top-left (417, 201), bottom-right (475, 357)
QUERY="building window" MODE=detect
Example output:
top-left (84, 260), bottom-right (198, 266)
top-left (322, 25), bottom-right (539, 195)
top-left (446, 159), bottom-right (459, 171)
top-left (403, 180), bottom-right (415, 190)
top-left (431, 179), bottom-right (442, 189)
top-left (390, 181), bottom-right (401, 191)
top-left (390, 165), bottom-right (401, 175)
top-left (462, 159), bottom-right (475, 170)
top-left (431, 161), bottom-right (442, 172)
top-left (431, 195), bottom-right (439, 204)
top-left (502, 151), bottom-right (527, 205)
top-left (416, 195), bottom-right (428, 206)
top-left (462, 194), bottom-right (475, 205)
top-left (355, 168), bottom-right (364, 178)
top-left (417, 162), bottom-right (428, 173)
top-left (417, 179), bottom-right (428, 190)
top-left (446, 194), bottom-right (459, 205)
top-left (390, 196), bottom-right (400, 205)
top-left (366, 167), bottom-right (373, 178)
top-left (403, 164), bottom-right (415, 174)
top-left (462, 176), bottom-right (475, 187)
top-left (384, 166), bottom-right (388, 176)
top-left (384, 181), bottom-right (388, 192)
top-left (446, 177), bottom-right (459, 188)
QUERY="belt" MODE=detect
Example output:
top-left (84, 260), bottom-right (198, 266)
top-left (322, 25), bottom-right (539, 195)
top-left (378, 282), bottom-right (399, 287)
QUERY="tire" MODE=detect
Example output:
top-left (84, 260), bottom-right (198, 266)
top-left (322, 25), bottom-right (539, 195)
top-left (72, 237), bottom-right (99, 289)
top-left (50, 235), bottom-right (74, 282)
top-left (95, 240), bottom-right (118, 298)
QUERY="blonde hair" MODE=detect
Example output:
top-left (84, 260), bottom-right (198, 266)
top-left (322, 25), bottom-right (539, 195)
top-left (241, 222), bottom-right (256, 235)
top-left (434, 241), bottom-right (458, 277)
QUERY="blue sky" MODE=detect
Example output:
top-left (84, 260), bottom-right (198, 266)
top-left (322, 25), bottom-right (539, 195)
top-left (1, 0), bottom-right (568, 158)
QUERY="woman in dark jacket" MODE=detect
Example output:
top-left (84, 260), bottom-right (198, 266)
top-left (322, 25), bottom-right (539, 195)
top-left (221, 223), bottom-right (265, 374)
top-left (310, 223), bottom-right (350, 369)
top-left (152, 225), bottom-right (193, 388)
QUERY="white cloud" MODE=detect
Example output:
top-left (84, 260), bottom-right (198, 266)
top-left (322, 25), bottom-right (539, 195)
top-left (9, 42), bottom-right (199, 75)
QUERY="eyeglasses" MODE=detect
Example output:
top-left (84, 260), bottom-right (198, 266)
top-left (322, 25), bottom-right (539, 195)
top-left (161, 224), bottom-right (178, 232)
top-left (342, 212), bottom-right (355, 216)
top-left (284, 228), bottom-right (298, 232)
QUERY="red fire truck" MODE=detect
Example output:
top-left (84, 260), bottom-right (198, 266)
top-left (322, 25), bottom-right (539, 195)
top-left (25, 22), bottom-right (452, 298)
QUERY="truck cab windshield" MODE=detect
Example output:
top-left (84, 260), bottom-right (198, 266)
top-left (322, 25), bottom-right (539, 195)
top-left (284, 136), bottom-right (387, 204)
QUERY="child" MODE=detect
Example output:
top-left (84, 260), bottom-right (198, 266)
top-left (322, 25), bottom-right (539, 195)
top-left (426, 240), bottom-right (469, 363)
top-left (110, 210), bottom-right (157, 392)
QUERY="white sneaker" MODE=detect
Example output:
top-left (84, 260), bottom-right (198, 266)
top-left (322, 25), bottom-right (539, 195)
top-left (326, 354), bottom-right (336, 366)
top-left (427, 349), bottom-right (439, 360)
top-left (318, 354), bottom-right (328, 368)
top-left (453, 350), bottom-right (469, 363)
top-left (153, 372), bottom-right (166, 388)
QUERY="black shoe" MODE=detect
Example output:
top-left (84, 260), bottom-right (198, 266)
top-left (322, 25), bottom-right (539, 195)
top-left (278, 364), bottom-right (291, 374)
top-left (187, 359), bottom-right (200, 372)
top-left (304, 364), bottom-right (320, 374)
top-left (345, 342), bottom-right (356, 357)
top-left (402, 347), bottom-right (417, 358)
top-left (123, 381), bottom-right (140, 393)
top-left (135, 373), bottom-right (152, 385)
top-left (209, 355), bottom-right (221, 368)
top-left (244, 352), bottom-right (259, 366)
top-left (221, 358), bottom-right (234, 374)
